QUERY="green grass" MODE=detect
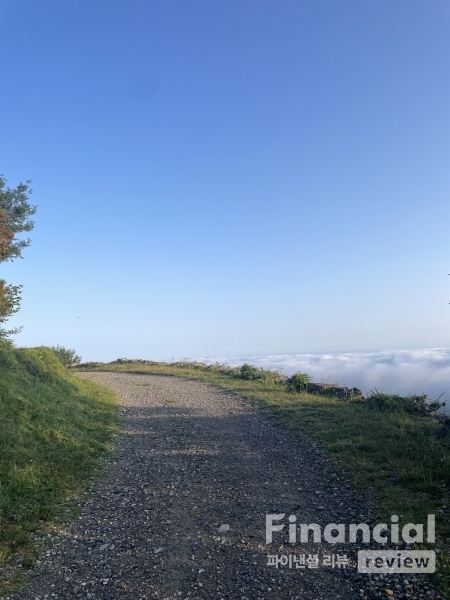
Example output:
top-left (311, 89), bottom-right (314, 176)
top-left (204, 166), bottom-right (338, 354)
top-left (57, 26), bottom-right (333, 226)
top-left (76, 359), bottom-right (450, 594)
top-left (0, 345), bottom-right (119, 592)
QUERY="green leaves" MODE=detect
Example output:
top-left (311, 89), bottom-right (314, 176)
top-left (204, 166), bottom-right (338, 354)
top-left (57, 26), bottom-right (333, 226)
top-left (0, 175), bottom-right (36, 340)
top-left (0, 281), bottom-right (22, 341)
top-left (366, 390), bottom-right (446, 416)
top-left (285, 371), bottom-right (312, 392)
top-left (0, 177), bottom-right (36, 263)
top-left (51, 346), bottom-right (82, 367)
top-left (239, 363), bottom-right (261, 380)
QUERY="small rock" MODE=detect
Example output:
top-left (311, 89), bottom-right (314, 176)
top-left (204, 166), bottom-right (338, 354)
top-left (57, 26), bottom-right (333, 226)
top-left (218, 524), bottom-right (229, 533)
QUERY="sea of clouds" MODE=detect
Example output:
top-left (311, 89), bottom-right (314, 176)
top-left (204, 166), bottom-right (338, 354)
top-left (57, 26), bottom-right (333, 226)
top-left (194, 348), bottom-right (450, 401)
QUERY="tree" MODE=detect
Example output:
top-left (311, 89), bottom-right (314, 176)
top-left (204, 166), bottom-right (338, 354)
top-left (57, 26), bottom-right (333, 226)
top-left (0, 209), bottom-right (14, 259)
top-left (0, 176), bottom-right (36, 340)
top-left (51, 345), bottom-right (82, 367)
top-left (0, 280), bottom-right (22, 340)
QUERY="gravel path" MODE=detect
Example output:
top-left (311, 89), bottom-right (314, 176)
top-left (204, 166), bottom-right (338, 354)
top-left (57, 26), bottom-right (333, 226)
top-left (10, 373), bottom-right (443, 600)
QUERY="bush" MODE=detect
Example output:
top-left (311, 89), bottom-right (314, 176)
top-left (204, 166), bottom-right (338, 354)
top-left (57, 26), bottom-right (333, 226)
top-left (366, 390), bottom-right (445, 416)
top-left (239, 363), bottom-right (261, 380)
top-left (286, 371), bottom-right (312, 392)
top-left (51, 345), bottom-right (81, 367)
top-left (260, 368), bottom-right (285, 385)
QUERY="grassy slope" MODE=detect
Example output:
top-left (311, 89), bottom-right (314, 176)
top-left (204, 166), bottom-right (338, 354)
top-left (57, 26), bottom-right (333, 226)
top-left (77, 360), bottom-right (450, 593)
top-left (0, 345), bottom-right (119, 590)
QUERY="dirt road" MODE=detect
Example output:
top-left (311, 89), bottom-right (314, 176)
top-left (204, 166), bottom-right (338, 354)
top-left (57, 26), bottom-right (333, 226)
top-left (11, 373), bottom-right (429, 600)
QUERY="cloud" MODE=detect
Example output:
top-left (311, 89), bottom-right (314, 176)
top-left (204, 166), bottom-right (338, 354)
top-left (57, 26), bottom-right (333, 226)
top-left (194, 348), bottom-right (450, 400)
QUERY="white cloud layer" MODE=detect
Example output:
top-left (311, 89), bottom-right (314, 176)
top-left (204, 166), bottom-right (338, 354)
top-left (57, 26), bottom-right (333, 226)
top-left (194, 348), bottom-right (450, 401)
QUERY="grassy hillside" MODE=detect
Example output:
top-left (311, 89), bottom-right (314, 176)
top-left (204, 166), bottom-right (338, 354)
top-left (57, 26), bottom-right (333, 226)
top-left (76, 359), bottom-right (450, 593)
top-left (0, 345), bottom-right (119, 590)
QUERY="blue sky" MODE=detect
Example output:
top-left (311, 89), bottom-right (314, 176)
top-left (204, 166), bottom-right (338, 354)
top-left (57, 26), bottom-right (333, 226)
top-left (1, 0), bottom-right (449, 363)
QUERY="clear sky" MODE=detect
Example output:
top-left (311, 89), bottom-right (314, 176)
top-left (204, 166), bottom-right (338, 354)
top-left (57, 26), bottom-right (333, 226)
top-left (1, 0), bottom-right (449, 362)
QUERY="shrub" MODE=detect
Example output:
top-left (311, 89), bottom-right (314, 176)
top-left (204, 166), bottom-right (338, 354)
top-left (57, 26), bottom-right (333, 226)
top-left (51, 345), bottom-right (81, 367)
top-left (260, 368), bottom-right (285, 385)
top-left (285, 371), bottom-right (312, 392)
top-left (366, 390), bottom-right (445, 416)
top-left (239, 363), bottom-right (261, 380)
top-left (409, 393), bottom-right (445, 415)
